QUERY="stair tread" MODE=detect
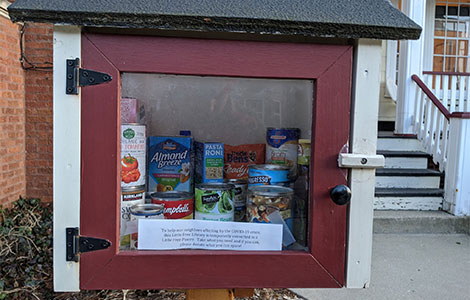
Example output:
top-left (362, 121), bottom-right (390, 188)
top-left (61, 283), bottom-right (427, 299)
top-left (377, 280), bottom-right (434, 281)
top-left (374, 210), bottom-right (462, 219)
top-left (376, 168), bottom-right (442, 176)
top-left (378, 131), bottom-right (418, 139)
top-left (377, 150), bottom-right (430, 157)
top-left (375, 188), bottom-right (444, 197)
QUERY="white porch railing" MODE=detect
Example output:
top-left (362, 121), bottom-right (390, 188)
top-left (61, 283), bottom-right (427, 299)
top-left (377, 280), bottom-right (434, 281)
top-left (422, 72), bottom-right (470, 113)
top-left (412, 74), bottom-right (470, 216)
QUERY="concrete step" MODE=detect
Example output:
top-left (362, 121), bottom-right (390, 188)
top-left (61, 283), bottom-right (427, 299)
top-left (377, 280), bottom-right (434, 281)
top-left (374, 188), bottom-right (444, 210)
top-left (375, 168), bottom-right (442, 189)
top-left (378, 150), bottom-right (429, 169)
top-left (373, 210), bottom-right (470, 234)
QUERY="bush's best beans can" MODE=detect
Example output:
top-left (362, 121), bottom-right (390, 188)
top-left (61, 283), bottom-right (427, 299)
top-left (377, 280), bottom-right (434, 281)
top-left (195, 183), bottom-right (235, 221)
top-left (120, 185), bottom-right (145, 249)
top-left (121, 124), bottom-right (146, 188)
top-left (266, 127), bottom-right (300, 179)
top-left (224, 178), bottom-right (248, 222)
top-left (129, 203), bottom-right (164, 250)
top-left (150, 191), bottom-right (194, 219)
top-left (248, 164), bottom-right (290, 187)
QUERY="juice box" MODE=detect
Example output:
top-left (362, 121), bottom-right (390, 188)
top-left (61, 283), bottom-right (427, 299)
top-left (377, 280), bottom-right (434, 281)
top-left (194, 141), bottom-right (224, 184)
top-left (148, 136), bottom-right (192, 192)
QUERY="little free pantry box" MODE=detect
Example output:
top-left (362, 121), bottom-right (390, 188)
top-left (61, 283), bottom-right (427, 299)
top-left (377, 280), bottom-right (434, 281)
top-left (9, 0), bottom-right (420, 291)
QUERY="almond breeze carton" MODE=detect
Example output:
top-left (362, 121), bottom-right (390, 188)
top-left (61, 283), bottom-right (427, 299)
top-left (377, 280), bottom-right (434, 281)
top-left (148, 136), bottom-right (192, 192)
top-left (194, 141), bottom-right (224, 184)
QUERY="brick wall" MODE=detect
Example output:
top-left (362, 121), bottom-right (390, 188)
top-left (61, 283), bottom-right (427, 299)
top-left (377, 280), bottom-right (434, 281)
top-left (23, 23), bottom-right (53, 202)
top-left (0, 15), bottom-right (26, 206)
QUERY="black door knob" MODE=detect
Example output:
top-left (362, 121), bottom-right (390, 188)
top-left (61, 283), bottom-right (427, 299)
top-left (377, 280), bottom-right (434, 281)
top-left (330, 185), bottom-right (351, 205)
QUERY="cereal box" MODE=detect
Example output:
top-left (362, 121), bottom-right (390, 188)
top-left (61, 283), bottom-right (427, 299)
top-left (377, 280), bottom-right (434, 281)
top-left (224, 144), bottom-right (265, 179)
top-left (194, 141), bottom-right (224, 184)
top-left (148, 136), bottom-right (192, 192)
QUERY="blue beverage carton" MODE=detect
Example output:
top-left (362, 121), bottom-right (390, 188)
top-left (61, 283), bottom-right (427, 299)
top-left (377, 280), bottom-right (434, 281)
top-left (194, 141), bottom-right (224, 184)
top-left (148, 136), bottom-right (192, 192)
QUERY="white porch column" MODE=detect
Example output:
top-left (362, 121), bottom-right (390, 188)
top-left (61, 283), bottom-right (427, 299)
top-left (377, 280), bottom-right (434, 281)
top-left (444, 117), bottom-right (470, 216)
top-left (395, 0), bottom-right (426, 134)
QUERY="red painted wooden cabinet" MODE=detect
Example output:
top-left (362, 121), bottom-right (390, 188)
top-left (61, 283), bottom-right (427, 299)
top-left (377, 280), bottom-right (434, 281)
top-left (80, 33), bottom-right (352, 289)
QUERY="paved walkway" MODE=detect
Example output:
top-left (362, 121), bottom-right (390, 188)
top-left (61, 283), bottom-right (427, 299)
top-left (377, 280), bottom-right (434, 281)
top-left (291, 234), bottom-right (470, 300)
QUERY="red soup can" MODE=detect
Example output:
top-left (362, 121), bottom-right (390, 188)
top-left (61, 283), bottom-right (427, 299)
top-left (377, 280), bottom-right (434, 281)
top-left (150, 191), bottom-right (194, 219)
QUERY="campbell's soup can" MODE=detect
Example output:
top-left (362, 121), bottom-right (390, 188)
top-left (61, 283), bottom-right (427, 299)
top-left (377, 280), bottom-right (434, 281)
top-left (266, 127), bottom-right (300, 179)
top-left (150, 191), bottom-right (194, 219)
top-left (130, 203), bottom-right (164, 250)
top-left (248, 164), bottom-right (290, 187)
top-left (120, 186), bottom-right (145, 249)
top-left (195, 183), bottom-right (235, 222)
top-left (224, 178), bottom-right (247, 222)
top-left (121, 124), bottom-right (146, 188)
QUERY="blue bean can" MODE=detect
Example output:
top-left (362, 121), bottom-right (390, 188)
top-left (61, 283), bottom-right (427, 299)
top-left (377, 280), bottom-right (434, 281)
top-left (248, 164), bottom-right (290, 187)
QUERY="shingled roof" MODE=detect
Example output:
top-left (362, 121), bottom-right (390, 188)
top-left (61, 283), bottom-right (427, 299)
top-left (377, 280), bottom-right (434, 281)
top-left (8, 0), bottom-right (421, 40)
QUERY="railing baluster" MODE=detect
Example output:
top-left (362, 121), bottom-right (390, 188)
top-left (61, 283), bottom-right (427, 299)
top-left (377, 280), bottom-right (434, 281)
top-left (441, 119), bottom-right (449, 171)
top-left (428, 104), bottom-right (437, 154)
top-left (413, 83), bottom-right (421, 132)
top-left (450, 75), bottom-right (457, 113)
top-left (423, 99), bottom-right (431, 149)
top-left (435, 75), bottom-right (442, 103)
top-left (466, 76), bottom-right (470, 112)
top-left (458, 76), bottom-right (465, 112)
top-left (417, 89), bottom-right (426, 140)
top-left (442, 75), bottom-right (450, 110)
top-left (433, 112), bottom-right (442, 163)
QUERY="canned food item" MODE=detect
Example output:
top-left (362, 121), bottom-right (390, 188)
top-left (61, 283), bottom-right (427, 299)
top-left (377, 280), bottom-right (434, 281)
top-left (120, 185), bottom-right (145, 249)
top-left (266, 127), bottom-right (300, 179)
top-left (130, 203), bottom-right (164, 250)
top-left (248, 164), bottom-right (290, 187)
top-left (298, 139), bottom-right (311, 166)
top-left (224, 179), bottom-right (248, 222)
top-left (121, 124), bottom-right (146, 188)
top-left (247, 185), bottom-right (294, 230)
top-left (195, 183), bottom-right (235, 221)
top-left (150, 191), bottom-right (194, 219)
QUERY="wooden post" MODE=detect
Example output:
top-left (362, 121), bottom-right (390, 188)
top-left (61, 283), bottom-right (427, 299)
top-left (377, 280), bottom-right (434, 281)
top-left (186, 289), bottom-right (234, 300)
top-left (186, 288), bottom-right (254, 299)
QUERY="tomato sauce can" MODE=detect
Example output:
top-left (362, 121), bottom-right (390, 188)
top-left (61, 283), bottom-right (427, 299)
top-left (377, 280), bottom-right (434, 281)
top-left (150, 191), bottom-right (194, 219)
top-left (224, 178), bottom-right (248, 222)
top-left (120, 185), bottom-right (146, 249)
top-left (121, 124), bottom-right (146, 188)
top-left (248, 164), bottom-right (290, 187)
top-left (266, 127), bottom-right (300, 179)
top-left (130, 203), bottom-right (164, 250)
top-left (195, 183), bottom-right (235, 222)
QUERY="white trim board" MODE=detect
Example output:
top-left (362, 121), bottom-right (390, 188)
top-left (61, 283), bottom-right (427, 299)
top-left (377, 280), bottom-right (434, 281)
top-left (53, 25), bottom-right (81, 292)
top-left (346, 39), bottom-right (382, 288)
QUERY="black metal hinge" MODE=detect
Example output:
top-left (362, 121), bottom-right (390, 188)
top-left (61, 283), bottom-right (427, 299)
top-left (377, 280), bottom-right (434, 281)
top-left (66, 227), bottom-right (112, 262)
top-left (66, 58), bottom-right (112, 95)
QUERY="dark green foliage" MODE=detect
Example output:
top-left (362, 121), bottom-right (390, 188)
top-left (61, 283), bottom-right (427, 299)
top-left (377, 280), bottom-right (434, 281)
top-left (0, 198), bottom-right (53, 300)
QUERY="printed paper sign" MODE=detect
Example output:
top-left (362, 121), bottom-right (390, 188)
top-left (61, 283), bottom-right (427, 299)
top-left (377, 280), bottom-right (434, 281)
top-left (137, 219), bottom-right (282, 251)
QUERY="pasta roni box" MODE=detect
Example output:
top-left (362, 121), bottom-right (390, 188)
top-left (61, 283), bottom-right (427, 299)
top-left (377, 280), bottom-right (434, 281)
top-left (148, 136), bottom-right (192, 192)
top-left (194, 141), bottom-right (224, 184)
